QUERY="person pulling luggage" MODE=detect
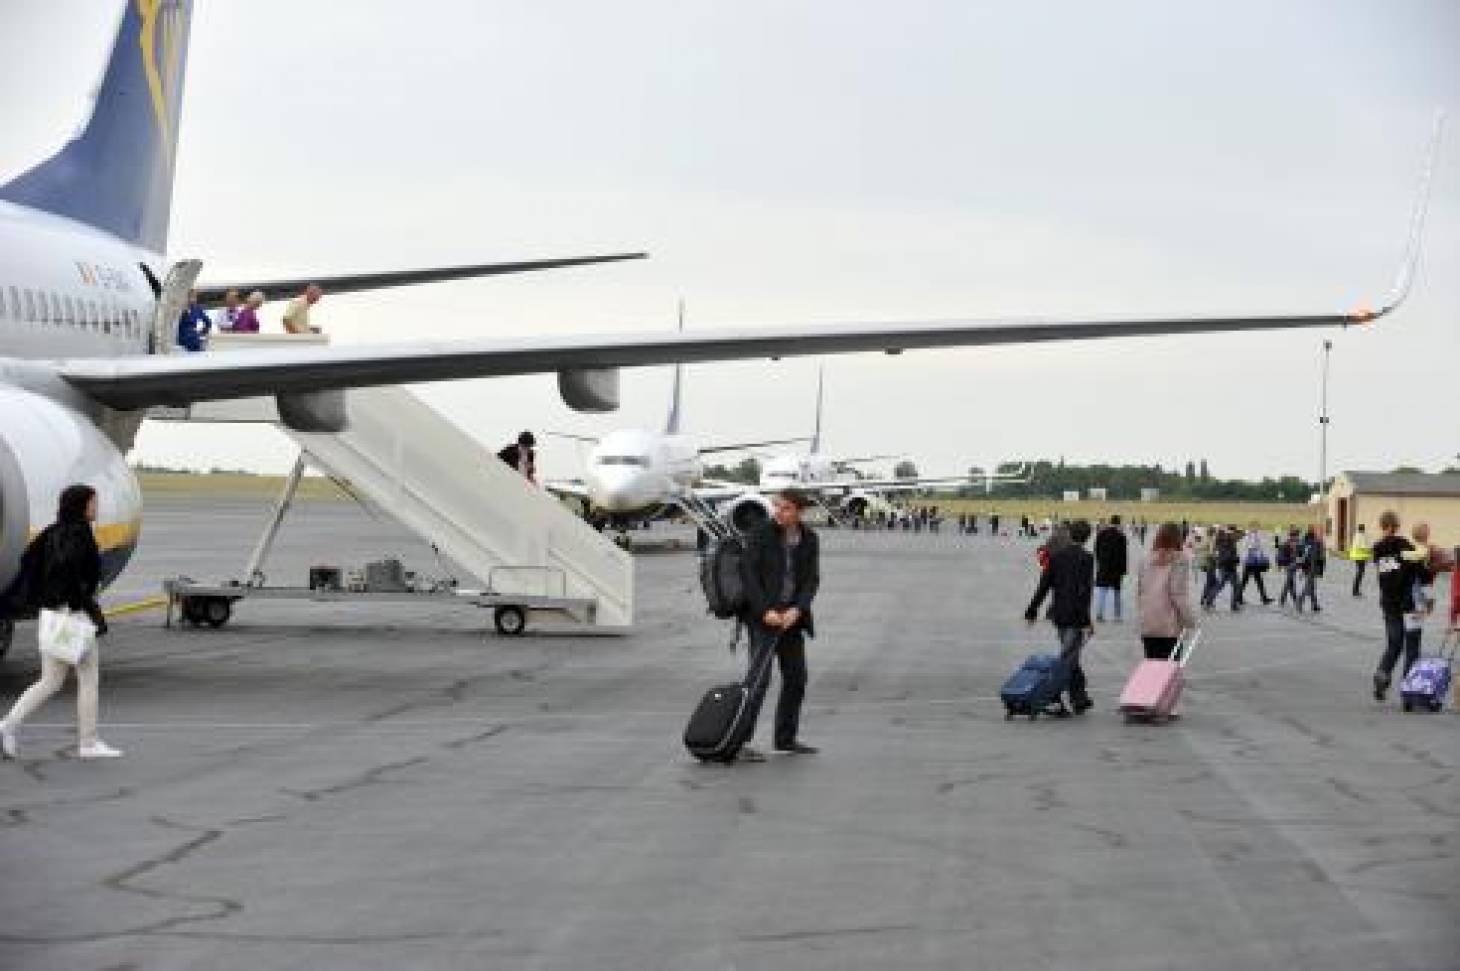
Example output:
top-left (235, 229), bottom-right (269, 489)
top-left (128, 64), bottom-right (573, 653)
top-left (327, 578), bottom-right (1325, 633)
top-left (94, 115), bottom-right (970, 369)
top-left (1138, 523), bottom-right (1199, 659)
top-left (1023, 519), bottom-right (1096, 714)
top-left (736, 490), bottom-right (821, 761)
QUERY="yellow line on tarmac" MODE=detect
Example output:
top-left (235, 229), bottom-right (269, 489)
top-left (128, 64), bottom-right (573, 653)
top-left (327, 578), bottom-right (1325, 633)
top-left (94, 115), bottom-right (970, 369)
top-left (104, 596), bottom-right (169, 618)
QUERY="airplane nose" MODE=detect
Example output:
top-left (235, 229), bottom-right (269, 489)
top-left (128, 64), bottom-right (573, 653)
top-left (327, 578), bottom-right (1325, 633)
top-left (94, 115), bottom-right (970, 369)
top-left (592, 472), bottom-right (639, 512)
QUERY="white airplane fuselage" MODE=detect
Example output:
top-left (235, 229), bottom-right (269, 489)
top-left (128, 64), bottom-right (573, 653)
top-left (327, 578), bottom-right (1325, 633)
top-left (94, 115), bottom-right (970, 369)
top-left (583, 428), bottom-right (703, 515)
top-left (0, 202), bottom-right (163, 591)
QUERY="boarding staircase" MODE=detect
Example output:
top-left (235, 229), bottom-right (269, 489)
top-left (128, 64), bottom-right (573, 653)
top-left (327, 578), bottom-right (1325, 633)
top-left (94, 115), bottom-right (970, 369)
top-left (150, 334), bottom-right (634, 628)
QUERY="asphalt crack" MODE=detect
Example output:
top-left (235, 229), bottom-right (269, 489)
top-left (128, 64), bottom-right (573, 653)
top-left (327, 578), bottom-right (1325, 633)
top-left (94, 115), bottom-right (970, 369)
top-left (280, 756), bottom-right (430, 802)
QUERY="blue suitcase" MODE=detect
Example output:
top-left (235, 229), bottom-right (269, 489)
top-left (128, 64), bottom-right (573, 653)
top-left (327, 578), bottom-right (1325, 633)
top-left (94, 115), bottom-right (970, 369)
top-left (1001, 653), bottom-right (1070, 720)
top-left (1400, 634), bottom-right (1455, 713)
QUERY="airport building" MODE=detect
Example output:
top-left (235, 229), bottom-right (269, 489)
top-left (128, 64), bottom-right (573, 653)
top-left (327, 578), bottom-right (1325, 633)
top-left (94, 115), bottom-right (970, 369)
top-left (1326, 470), bottom-right (1460, 550)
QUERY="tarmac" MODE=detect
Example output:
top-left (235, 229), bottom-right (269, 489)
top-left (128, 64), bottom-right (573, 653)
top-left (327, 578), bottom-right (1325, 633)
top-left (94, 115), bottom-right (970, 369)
top-left (1, 497), bottom-right (1456, 970)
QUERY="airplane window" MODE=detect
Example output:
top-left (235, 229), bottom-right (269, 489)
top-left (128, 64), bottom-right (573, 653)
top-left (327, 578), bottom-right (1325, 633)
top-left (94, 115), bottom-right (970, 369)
top-left (596, 456), bottom-right (650, 467)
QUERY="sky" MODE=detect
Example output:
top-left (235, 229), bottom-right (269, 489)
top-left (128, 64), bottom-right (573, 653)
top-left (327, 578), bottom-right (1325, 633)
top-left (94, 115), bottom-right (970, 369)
top-left (2, 1), bottom-right (1457, 483)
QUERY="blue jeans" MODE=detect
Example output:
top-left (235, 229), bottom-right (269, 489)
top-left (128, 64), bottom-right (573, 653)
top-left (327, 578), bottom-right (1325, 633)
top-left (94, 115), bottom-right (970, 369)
top-left (1057, 626), bottom-right (1090, 706)
top-left (1095, 585), bottom-right (1122, 620)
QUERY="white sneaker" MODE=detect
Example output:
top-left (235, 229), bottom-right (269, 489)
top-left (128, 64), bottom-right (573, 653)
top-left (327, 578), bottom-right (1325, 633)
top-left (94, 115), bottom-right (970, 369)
top-left (0, 724), bottom-right (17, 760)
top-left (78, 740), bottom-right (123, 759)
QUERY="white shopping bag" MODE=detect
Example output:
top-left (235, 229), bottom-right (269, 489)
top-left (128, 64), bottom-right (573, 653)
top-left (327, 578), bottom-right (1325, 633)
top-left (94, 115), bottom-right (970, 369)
top-left (38, 608), bottom-right (96, 665)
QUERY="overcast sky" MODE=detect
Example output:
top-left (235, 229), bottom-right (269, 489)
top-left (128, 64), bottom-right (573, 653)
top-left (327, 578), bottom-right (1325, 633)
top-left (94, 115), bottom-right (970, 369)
top-left (3, 1), bottom-right (1457, 483)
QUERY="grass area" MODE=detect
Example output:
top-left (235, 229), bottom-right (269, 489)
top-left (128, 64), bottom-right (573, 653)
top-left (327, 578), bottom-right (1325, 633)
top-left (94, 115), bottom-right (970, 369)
top-left (897, 497), bottom-right (1321, 533)
top-left (138, 471), bottom-right (348, 502)
top-left (137, 472), bottom-right (1322, 533)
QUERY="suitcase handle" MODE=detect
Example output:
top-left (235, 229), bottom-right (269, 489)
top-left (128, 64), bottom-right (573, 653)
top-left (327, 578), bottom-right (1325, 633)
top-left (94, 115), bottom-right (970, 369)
top-left (1174, 628), bottom-right (1203, 669)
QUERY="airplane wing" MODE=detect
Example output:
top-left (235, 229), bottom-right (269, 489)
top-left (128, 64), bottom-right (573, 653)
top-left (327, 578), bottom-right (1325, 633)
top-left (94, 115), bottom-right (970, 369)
top-left (543, 480), bottom-right (591, 500)
top-left (56, 112), bottom-right (1442, 414)
top-left (54, 106), bottom-right (1450, 412)
top-left (700, 437), bottom-right (813, 455)
top-left (831, 454), bottom-right (904, 466)
top-left (56, 303), bottom-right (1393, 410)
top-left (820, 473), bottom-right (982, 492)
top-left (194, 252), bottom-right (647, 306)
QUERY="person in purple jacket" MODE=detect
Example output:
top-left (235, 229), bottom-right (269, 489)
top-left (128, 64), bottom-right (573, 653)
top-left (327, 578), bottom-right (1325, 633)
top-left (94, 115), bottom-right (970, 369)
top-left (231, 290), bottom-right (264, 333)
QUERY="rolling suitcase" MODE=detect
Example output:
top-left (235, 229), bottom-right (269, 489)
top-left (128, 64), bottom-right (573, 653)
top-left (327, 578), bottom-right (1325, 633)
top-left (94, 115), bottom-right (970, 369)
top-left (1399, 631), bottom-right (1455, 713)
top-left (1000, 653), bottom-right (1070, 720)
top-left (1120, 628), bottom-right (1202, 723)
top-left (684, 636), bottom-right (778, 762)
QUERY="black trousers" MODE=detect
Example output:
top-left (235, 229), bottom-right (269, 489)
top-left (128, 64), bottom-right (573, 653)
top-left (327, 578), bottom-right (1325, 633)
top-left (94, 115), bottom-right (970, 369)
top-left (1352, 560), bottom-right (1367, 596)
top-left (744, 622), bottom-right (808, 749)
top-left (1376, 609), bottom-right (1421, 682)
top-left (1238, 565), bottom-right (1270, 603)
top-left (1143, 635), bottom-right (1179, 660)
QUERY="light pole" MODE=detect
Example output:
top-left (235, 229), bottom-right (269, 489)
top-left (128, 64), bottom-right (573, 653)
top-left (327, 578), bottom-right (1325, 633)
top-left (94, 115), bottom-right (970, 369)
top-left (1318, 339), bottom-right (1332, 496)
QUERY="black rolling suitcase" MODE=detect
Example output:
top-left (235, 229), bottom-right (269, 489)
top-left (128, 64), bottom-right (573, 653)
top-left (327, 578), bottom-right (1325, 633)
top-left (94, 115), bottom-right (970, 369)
top-left (684, 636), bottom-right (778, 762)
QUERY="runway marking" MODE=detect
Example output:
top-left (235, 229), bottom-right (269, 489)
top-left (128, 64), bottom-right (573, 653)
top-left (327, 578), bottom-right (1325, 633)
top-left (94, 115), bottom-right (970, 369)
top-left (104, 596), bottom-right (169, 618)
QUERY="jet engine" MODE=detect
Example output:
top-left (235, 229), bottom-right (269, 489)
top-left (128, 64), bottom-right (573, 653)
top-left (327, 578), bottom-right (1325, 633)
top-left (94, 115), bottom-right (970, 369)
top-left (725, 492), bottom-right (773, 535)
top-left (0, 387), bottom-right (144, 602)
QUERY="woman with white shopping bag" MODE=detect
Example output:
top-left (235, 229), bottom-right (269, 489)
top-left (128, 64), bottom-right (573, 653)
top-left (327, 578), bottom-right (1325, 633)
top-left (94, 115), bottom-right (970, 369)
top-left (0, 484), bottom-right (122, 760)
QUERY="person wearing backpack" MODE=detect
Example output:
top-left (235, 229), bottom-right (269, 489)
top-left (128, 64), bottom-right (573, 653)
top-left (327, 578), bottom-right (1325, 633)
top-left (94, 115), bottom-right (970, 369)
top-left (736, 490), bottom-right (821, 761)
top-left (1238, 524), bottom-right (1274, 606)
top-left (1296, 526), bottom-right (1324, 613)
top-left (0, 485), bottom-right (122, 760)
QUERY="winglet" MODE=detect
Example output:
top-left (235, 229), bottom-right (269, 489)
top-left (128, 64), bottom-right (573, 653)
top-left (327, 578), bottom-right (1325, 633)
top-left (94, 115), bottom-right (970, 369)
top-left (811, 364), bottom-right (825, 456)
top-left (1360, 109), bottom-right (1446, 324)
top-left (665, 300), bottom-right (685, 434)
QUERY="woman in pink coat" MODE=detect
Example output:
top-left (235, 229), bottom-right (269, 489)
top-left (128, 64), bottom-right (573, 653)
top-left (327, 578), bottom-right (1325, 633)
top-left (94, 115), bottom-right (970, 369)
top-left (1138, 522), bottom-right (1199, 659)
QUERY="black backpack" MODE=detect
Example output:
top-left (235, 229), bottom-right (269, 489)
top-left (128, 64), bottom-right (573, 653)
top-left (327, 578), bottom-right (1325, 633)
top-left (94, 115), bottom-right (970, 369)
top-left (1275, 540), bottom-right (1294, 569)
top-left (700, 536), bottom-right (747, 620)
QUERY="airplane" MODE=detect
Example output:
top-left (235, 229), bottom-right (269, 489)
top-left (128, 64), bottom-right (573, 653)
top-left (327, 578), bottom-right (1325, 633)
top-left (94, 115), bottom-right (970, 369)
top-left (547, 323), bottom-right (1007, 537)
top-left (545, 347), bottom-right (813, 538)
top-left (756, 367), bottom-right (1031, 520)
top-left (0, 1), bottom-right (1439, 660)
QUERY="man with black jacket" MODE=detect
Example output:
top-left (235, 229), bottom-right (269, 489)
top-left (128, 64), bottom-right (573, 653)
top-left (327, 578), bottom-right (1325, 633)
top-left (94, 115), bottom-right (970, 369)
top-left (1024, 518), bottom-right (1096, 714)
top-left (1371, 510), bottom-right (1421, 702)
top-left (1093, 516), bottom-right (1128, 622)
top-left (737, 490), bottom-right (821, 761)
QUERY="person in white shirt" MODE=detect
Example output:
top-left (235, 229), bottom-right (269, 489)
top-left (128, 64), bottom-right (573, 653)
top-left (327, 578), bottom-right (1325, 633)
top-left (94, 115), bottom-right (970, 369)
top-left (212, 288), bottom-right (242, 331)
top-left (1237, 525), bottom-right (1274, 606)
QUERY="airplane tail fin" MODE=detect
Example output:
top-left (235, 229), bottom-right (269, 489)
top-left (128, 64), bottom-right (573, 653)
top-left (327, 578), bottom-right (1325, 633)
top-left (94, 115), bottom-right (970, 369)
top-left (0, 0), bottom-right (194, 253)
top-left (811, 365), bottom-right (825, 455)
top-left (665, 299), bottom-right (685, 434)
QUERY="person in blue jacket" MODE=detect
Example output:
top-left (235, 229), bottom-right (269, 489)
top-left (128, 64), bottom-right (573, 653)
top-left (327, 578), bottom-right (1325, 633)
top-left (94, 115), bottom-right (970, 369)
top-left (175, 289), bottom-right (212, 351)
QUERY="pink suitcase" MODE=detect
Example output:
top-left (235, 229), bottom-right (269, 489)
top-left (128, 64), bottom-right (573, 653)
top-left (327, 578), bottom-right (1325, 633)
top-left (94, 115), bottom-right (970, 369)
top-left (1120, 629), bottom-right (1201, 723)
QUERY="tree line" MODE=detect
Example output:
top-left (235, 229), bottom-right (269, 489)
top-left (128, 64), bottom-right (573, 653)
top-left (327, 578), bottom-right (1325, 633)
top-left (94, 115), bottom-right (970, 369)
top-left (966, 459), bottom-right (1315, 501)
